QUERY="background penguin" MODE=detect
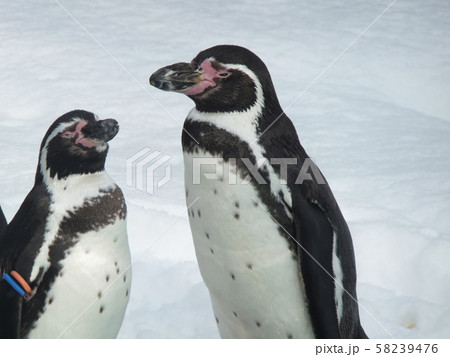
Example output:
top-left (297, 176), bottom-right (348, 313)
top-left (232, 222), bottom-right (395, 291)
top-left (0, 207), bottom-right (6, 236)
top-left (150, 45), bottom-right (367, 338)
top-left (0, 110), bottom-right (131, 338)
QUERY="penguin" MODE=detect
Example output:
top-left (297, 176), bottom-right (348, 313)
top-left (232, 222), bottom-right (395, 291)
top-left (0, 110), bottom-right (131, 338)
top-left (150, 45), bottom-right (367, 339)
top-left (0, 207), bottom-right (6, 236)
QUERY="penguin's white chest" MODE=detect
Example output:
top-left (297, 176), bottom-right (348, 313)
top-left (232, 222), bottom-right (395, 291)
top-left (184, 151), bottom-right (314, 338)
top-left (27, 218), bottom-right (131, 338)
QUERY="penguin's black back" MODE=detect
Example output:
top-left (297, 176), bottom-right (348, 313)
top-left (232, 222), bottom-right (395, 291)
top-left (0, 206), bottom-right (6, 236)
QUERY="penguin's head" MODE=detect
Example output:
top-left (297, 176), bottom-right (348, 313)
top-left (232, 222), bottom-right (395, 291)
top-left (36, 110), bottom-right (119, 183)
top-left (150, 45), bottom-right (281, 113)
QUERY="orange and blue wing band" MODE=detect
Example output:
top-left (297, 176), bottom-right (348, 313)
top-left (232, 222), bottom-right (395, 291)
top-left (10, 271), bottom-right (32, 294)
top-left (2, 271), bottom-right (32, 300)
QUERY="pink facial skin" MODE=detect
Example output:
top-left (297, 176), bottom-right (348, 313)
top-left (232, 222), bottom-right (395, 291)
top-left (182, 60), bottom-right (229, 96)
top-left (62, 121), bottom-right (102, 148)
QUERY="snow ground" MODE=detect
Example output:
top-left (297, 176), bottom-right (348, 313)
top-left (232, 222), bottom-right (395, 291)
top-left (0, 0), bottom-right (449, 338)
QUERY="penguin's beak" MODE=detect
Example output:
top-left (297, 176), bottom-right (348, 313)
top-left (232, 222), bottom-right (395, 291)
top-left (81, 119), bottom-right (119, 144)
top-left (150, 62), bottom-right (205, 93)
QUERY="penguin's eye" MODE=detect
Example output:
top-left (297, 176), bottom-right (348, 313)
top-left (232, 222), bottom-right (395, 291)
top-left (218, 72), bottom-right (230, 78)
top-left (61, 132), bottom-right (74, 139)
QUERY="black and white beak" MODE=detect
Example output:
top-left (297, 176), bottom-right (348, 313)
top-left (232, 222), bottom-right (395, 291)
top-left (63, 119), bottom-right (119, 148)
top-left (149, 62), bottom-right (204, 93)
top-left (82, 119), bottom-right (119, 144)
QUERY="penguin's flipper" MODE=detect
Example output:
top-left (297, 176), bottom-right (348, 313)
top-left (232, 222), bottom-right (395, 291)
top-left (291, 186), bottom-right (341, 338)
top-left (0, 186), bottom-right (51, 339)
top-left (0, 208), bottom-right (23, 339)
top-left (0, 185), bottom-right (50, 273)
top-left (0, 206), bottom-right (20, 338)
top-left (0, 206), bottom-right (6, 236)
top-left (0, 280), bottom-right (22, 338)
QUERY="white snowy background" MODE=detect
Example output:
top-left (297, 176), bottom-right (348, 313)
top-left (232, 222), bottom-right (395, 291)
top-left (0, 0), bottom-right (449, 339)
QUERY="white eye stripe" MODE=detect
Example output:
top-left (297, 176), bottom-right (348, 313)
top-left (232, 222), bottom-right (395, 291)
top-left (44, 119), bottom-right (82, 144)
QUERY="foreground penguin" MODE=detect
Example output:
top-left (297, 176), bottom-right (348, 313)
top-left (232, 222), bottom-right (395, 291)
top-left (150, 45), bottom-right (367, 338)
top-left (0, 110), bottom-right (131, 338)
